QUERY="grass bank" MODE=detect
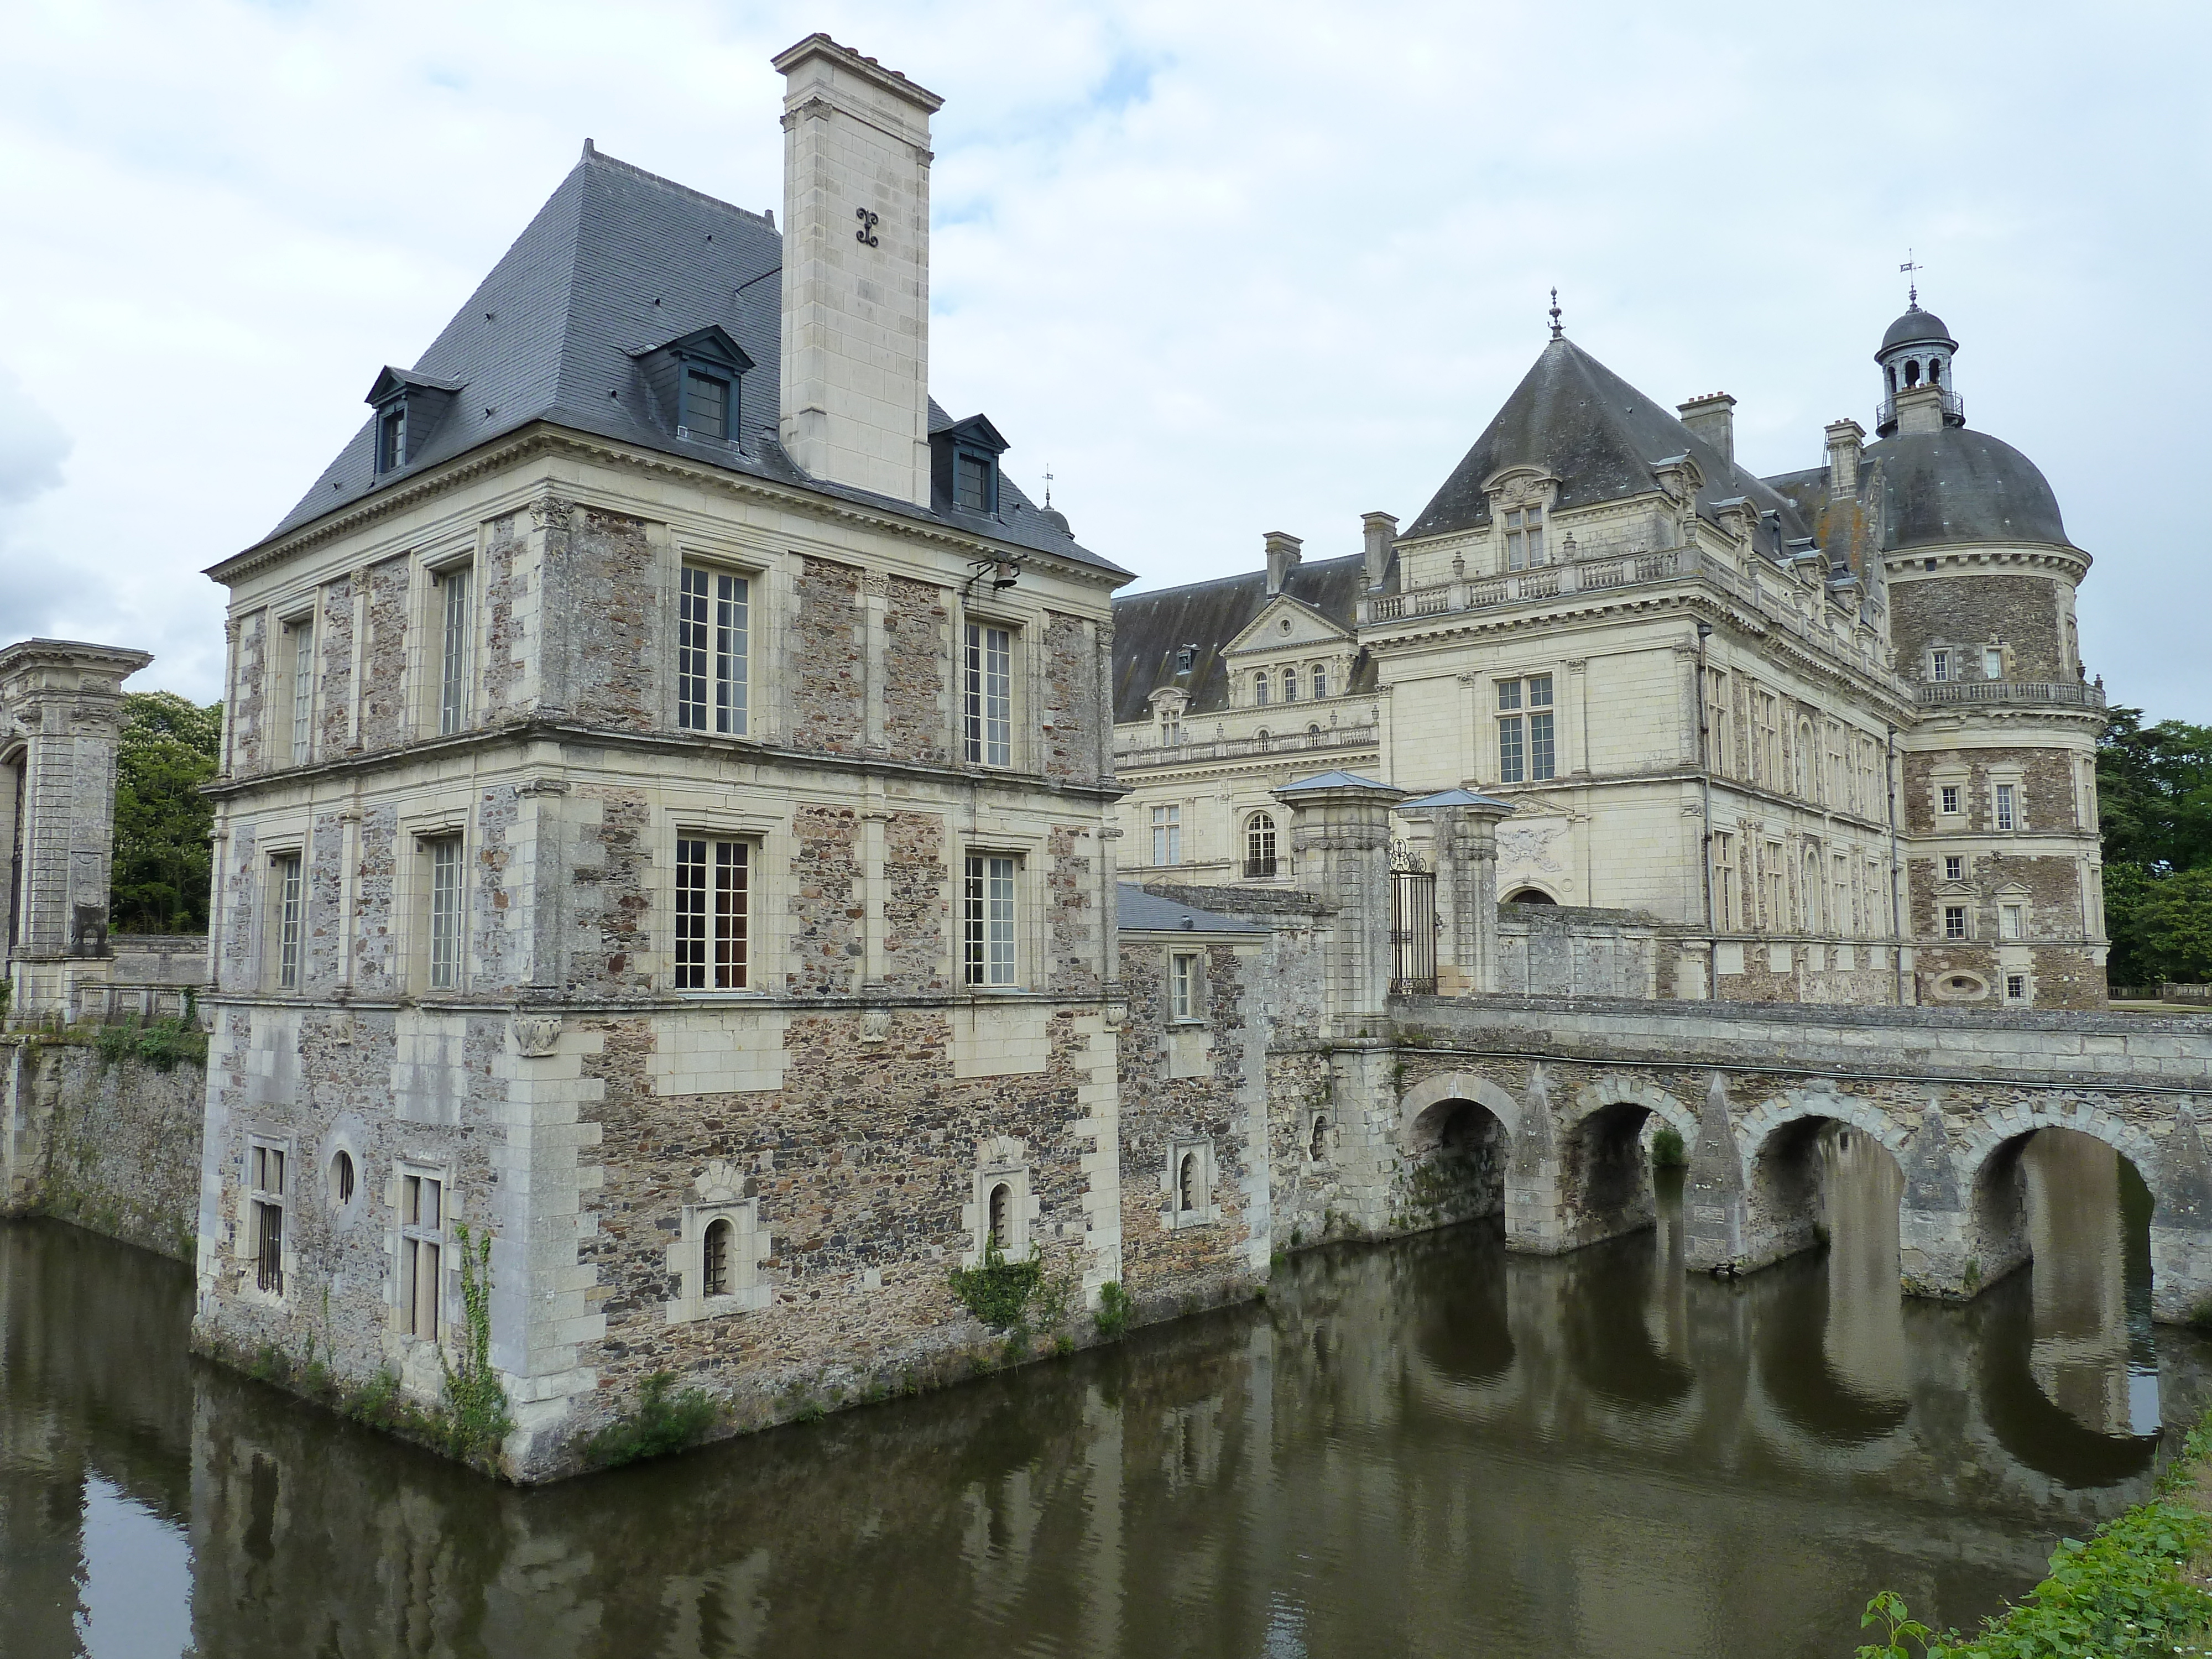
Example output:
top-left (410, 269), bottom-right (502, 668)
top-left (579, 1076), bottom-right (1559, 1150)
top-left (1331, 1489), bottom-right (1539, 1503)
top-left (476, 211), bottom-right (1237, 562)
top-left (1858, 1409), bottom-right (2212, 1657)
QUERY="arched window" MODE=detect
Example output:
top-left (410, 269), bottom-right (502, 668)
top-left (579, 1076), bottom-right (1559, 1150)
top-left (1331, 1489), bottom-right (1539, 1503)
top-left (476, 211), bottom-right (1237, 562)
top-left (703, 1217), bottom-right (733, 1296)
top-left (1253, 672), bottom-right (1270, 707)
top-left (1178, 1152), bottom-right (1200, 1212)
top-left (1928, 356), bottom-right (1943, 384)
top-left (1254, 729), bottom-right (1271, 753)
top-left (1903, 358), bottom-right (1921, 387)
top-left (1803, 848), bottom-right (1822, 932)
top-left (1311, 664), bottom-right (1327, 700)
top-left (1282, 667), bottom-right (1299, 703)
top-left (1886, 364), bottom-right (1897, 394)
top-left (1504, 888), bottom-right (1554, 904)
top-left (1309, 1117), bottom-right (1329, 1160)
top-left (988, 1182), bottom-right (1012, 1251)
top-left (1306, 724), bottom-right (1322, 746)
top-left (328, 1150), bottom-right (356, 1207)
top-left (1244, 812), bottom-right (1277, 878)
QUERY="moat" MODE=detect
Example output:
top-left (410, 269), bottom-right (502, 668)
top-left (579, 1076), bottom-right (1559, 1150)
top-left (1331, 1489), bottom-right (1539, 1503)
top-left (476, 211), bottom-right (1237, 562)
top-left (4, 1129), bottom-right (2200, 1658)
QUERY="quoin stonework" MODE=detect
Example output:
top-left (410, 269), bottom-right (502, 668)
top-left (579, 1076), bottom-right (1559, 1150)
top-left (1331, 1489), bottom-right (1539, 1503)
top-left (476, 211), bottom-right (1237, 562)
top-left (185, 34), bottom-right (2211, 1484)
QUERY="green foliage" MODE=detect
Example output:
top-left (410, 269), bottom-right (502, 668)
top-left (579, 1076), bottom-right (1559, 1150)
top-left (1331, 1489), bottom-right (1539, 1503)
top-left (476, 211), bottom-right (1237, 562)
top-left (1094, 1279), bottom-right (1131, 1339)
top-left (1858, 1590), bottom-right (1934, 1659)
top-left (92, 1010), bottom-right (206, 1073)
top-left (583, 1371), bottom-right (720, 1468)
top-left (438, 1223), bottom-right (513, 1469)
top-left (111, 691), bottom-right (222, 934)
top-left (2099, 707), bottom-right (2212, 987)
top-left (1651, 1125), bottom-right (1688, 1168)
top-left (948, 1239), bottom-right (1044, 1331)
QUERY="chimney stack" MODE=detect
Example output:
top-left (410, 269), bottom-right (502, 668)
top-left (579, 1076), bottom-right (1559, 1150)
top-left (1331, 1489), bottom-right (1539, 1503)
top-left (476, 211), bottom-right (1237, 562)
top-left (1892, 382), bottom-right (1947, 436)
top-left (1824, 418), bottom-right (1865, 495)
top-left (1676, 392), bottom-right (1736, 464)
top-left (773, 35), bottom-right (944, 507)
top-left (1264, 531), bottom-right (1303, 597)
top-left (1360, 512), bottom-right (1396, 591)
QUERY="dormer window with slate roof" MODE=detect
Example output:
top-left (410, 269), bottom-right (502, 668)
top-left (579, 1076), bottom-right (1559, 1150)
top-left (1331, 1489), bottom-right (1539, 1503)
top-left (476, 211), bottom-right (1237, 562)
top-left (366, 367), bottom-right (463, 478)
top-left (931, 414), bottom-right (1009, 517)
top-left (633, 326), bottom-right (755, 447)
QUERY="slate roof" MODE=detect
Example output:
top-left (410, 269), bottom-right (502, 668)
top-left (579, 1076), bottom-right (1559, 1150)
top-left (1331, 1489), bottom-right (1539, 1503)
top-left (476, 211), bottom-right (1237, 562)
top-left (1880, 305), bottom-right (1957, 353)
top-left (1110, 554), bottom-right (1376, 724)
top-left (1403, 337), bottom-right (1813, 545)
top-left (248, 143), bottom-right (1121, 576)
top-left (1115, 883), bottom-right (1269, 935)
top-left (1760, 427), bottom-right (2072, 555)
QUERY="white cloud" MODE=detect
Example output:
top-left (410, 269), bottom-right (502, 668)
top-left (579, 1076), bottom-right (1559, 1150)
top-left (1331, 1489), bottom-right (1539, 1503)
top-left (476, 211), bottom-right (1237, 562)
top-left (0, 0), bottom-right (2204, 718)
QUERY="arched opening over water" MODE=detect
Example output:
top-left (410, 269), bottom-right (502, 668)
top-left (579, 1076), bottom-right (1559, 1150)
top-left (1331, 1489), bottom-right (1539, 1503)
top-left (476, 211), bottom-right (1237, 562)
top-left (1556, 1083), bottom-right (1698, 1250)
top-left (1969, 1125), bottom-right (2162, 1444)
top-left (1403, 1097), bottom-right (1512, 1230)
top-left (1744, 1105), bottom-right (1910, 1274)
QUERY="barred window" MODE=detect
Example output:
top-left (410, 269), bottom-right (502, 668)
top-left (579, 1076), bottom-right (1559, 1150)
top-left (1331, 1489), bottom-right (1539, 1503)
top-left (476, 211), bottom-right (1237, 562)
top-left (426, 836), bottom-right (463, 990)
top-left (675, 837), bottom-right (750, 990)
top-left (677, 566), bottom-right (749, 735)
top-left (963, 854), bottom-right (1018, 987)
top-left (250, 1142), bottom-right (286, 1296)
top-left (964, 624), bottom-right (1011, 766)
top-left (437, 565), bottom-right (472, 736)
top-left (272, 853), bottom-right (303, 990)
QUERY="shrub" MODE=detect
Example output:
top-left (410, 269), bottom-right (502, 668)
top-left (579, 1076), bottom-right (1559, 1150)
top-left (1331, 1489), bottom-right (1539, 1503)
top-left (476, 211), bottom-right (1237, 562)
top-left (1094, 1280), bottom-right (1131, 1339)
top-left (1650, 1125), bottom-right (1688, 1168)
top-left (93, 1013), bottom-right (207, 1073)
top-left (583, 1371), bottom-right (720, 1469)
top-left (948, 1240), bottom-right (1044, 1331)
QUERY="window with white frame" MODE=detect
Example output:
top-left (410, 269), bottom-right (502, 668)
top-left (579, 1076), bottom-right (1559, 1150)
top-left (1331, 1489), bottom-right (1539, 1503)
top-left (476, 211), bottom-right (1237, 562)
top-left (399, 1171), bottom-right (444, 1341)
top-left (964, 623), bottom-right (1012, 766)
top-left (1496, 674), bottom-right (1555, 784)
top-left (249, 1140), bottom-right (286, 1295)
top-left (1244, 812), bottom-right (1277, 879)
top-left (1170, 951), bottom-right (1203, 1021)
top-left (678, 565), bottom-right (749, 735)
top-left (1983, 645), bottom-right (2004, 680)
top-left (271, 853), bottom-right (303, 990)
top-left (675, 836), bottom-right (750, 989)
top-left (1939, 784), bottom-right (1961, 816)
top-left (436, 564), bottom-right (472, 736)
top-left (1277, 667), bottom-right (1295, 703)
top-left (1945, 853), bottom-right (1965, 883)
top-left (1253, 670), bottom-right (1270, 707)
top-left (1832, 852), bottom-right (1850, 937)
top-left (1503, 505), bottom-right (1546, 570)
top-left (424, 834), bottom-right (464, 991)
top-left (1931, 648), bottom-right (1952, 682)
top-left (1150, 804), bottom-right (1181, 867)
top-left (1755, 690), bottom-right (1781, 785)
top-left (2000, 901), bottom-right (2025, 940)
top-left (1704, 669), bottom-right (1730, 775)
top-left (963, 854), bottom-right (1018, 987)
top-left (1710, 830), bottom-right (1738, 930)
top-left (1994, 782), bottom-right (2018, 832)
top-left (1310, 663), bottom-right (1327, 700)
top-left (1762, 841), bottom-right (1785, 931)
top-left (2006, 973), bottom-right (2028, 1002)
top-left (1944, 904), bottom-right (1968, 941)
top-left (285, 616), bottom-right (315, 764)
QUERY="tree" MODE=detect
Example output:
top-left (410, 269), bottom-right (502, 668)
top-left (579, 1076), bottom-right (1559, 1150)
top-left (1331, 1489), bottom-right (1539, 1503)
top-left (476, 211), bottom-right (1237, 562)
top-left (2099, 708), bottom-right (2212, 987)
top-left (111, 691), bottom-right (222, 934)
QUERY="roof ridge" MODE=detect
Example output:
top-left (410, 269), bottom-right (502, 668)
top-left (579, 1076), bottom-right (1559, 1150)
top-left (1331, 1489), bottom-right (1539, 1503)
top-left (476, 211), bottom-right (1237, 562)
top-left (580, 139), bottom-right (775, 228)
top-left (1114, 550), bottom-right (1365, 606)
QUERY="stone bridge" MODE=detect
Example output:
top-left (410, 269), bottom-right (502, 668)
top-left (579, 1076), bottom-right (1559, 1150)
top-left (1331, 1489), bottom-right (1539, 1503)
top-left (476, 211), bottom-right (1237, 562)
top-left (1284, 994), bottom-right (2212, 1322)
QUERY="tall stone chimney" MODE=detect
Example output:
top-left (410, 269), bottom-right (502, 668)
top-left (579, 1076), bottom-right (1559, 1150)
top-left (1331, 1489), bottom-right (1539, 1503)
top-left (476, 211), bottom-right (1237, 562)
top-left (1824, 418), bottom-right (1865, 494)
top-left (1360, 512), bottom-right (1396, 591)
top-left (773, 35), bottom-right (944, 508)
top-left (1264, 531), bottom-right (1303, 597)
top-left (1892, 382), bottom-right (1947, 436)
top-left (1677, 392), bottom-right (1736, 464)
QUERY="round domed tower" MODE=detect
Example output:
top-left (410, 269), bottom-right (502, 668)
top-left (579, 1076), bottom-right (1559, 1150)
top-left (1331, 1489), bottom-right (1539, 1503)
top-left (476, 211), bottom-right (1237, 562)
top-left (1864, 301), bottom-right (2109, 1009)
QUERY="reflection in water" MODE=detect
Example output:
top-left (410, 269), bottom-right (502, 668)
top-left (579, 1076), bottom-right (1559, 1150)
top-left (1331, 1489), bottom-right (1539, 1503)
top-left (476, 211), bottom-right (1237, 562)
top-left (1, 1148), bottom-right (2203, 1659)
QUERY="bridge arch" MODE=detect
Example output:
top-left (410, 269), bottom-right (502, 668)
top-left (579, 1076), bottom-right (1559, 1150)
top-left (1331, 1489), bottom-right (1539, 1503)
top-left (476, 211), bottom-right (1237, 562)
top-left (1396, 1071), bottom-right (1521, 1234)
top-left (1953, 1101), bottom-right (2165, 1301)
top-left (1734, 1087), bottom-right (1913, 1274)
top-left (1955, 1100), bottom-right (2162, 1196)
top-left (1568, 1077), bottom-right (1699, 1151)
top-left (1398, 1071), bottom-right (1523, 1151)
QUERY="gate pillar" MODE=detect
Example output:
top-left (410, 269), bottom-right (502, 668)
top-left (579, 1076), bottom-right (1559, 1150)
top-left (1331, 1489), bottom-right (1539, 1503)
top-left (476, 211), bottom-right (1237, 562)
top-left (1271, 770), bottom-right (1406, 1037)
top-left (1397, 788), bottom-right (1515, 995)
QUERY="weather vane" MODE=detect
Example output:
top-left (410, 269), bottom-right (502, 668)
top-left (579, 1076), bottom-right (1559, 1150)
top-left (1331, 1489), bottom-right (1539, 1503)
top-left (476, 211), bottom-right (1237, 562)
top-left (1548, 287), bottom-right (1562, 341)
top-left (1044, 464), bottom-right (1054, 508)
top-left (1900, 249), bottom-right (1923, 307)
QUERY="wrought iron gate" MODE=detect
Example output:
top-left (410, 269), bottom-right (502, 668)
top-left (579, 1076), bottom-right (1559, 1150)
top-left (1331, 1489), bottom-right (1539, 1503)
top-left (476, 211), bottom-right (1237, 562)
top-left (1390, 841), bottom-right (1437, 996)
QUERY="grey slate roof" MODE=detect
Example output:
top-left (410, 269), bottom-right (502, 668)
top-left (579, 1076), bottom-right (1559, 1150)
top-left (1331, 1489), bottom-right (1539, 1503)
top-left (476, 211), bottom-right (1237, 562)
top-left (1115, 883), bottom-right (1270, 935)
top-left (1109, 554), bottom-right (1376, 724)
top-left (252, 144), bottom-right (1123, 576)
top-left (1402, 337), bottom-right (1813, 545)
top-left (1880, 305), bottom-right (1957, 353)
top-left (1399, 786), bottom-right (1515, 812)
top-left (1276, 769), bottom-right (1399, 792)
top-left (1760, 427), bottom-right (2072, 554)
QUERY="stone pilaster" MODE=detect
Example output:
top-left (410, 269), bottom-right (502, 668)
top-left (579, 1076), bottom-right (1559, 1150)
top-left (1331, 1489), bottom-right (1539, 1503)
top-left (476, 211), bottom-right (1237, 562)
top-left (1271, 770), bottom-right (1406, 1036)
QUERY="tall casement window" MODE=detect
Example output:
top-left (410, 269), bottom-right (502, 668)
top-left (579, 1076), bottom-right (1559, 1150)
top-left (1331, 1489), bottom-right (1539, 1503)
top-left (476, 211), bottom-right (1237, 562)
top-left (1994, 782), bottom-right (2018, 832)
top-left (1827, 724), bottom-right (1846, 808)
top-left (1281, 667), bottom-right (1299, 703)
top-left (272, 853), bottom-right (303, 989)
top-left (286, 617), bottom-right (315, 764)
top-left (1150, 804), bottom-right (1181, 866)
top-left (1944, 904), bottom-right (1968, 941)
top-left (1253, 671), bottom-right (1271, 707)
top-left (964, 623), bottom-right (1012, 767)
top-left (2000, 901), bottom-right (2026, 940)
top-left (677, 566), bottom-right (750, 735)
top-left (1704, 669), bottom-right (1730, 775)
top-left (963, 854), bottom-right (1018, 987)
top-left (426, 834), bottom-right (463, 991)
top-left (675, 837), bottom-right (750, 990)
top-left (436, 565), bottom-right (471, 736)
top-left (1245, 811), bottom-right (1278, 879)
top-left (1940, 784), bottom-right (1961, 816)
top-left (1930, 649), bottom-right (1952, 682)
top-left (1793, 720), bottom-right (1814, 799)
top-left (1310, 664), bottom-right (1328, 700)
top-left (1503, 505), bottom-right (1546, 570)
top-left (1761, 840), bottom-right (1785, 931)
top-left (1170, 951), bottom-right (1202, 1020)
top-left (1945, 854), bottom-right (1965, 882)
top-left (1710, 831), bottom-right (1738, 930)
top-left (249, 1141), bottom-right (286, 1296)
top-left (1832, 852), bottom-right (1851, 936)
top-left (1495, 674), bottom-right (1556, 784)
top-left (680, 369), bottom-right (730, 440)
top-left (400, 1172), bottom-right (444, 1341)
top-left (377, 402), bottom-right (407, 472)
top-left (1756, 692), bottom-right (1781, 786)
top-left (1983, 645), bottom-right (2004, 680)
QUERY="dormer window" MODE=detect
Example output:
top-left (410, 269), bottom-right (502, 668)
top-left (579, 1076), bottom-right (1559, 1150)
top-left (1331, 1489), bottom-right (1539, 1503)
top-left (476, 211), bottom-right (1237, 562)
top-left (378, 404), bottom-right (407, 472)
top-left (930, 413), bottom-right (1010, 518)
top-left (1504, 507), bottom-right (1546, 571)
top-left (365, 366), bottom-right (461, 479)
top-left (631, 326), bottom-right (753, 448)
top-left (681, 368), bottom-right (730, 440)
top-left (956, 450), bottom-right (995, 512)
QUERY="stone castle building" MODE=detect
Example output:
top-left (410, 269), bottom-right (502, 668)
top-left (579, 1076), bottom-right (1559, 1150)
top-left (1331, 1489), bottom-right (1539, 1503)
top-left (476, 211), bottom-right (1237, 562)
top-left (1112, 298), bottom-right (2108, 1009)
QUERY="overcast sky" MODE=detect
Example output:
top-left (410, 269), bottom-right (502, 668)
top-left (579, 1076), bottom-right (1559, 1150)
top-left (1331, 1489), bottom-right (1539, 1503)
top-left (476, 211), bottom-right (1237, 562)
top-left (3, 0), bottom-right (2206, 719)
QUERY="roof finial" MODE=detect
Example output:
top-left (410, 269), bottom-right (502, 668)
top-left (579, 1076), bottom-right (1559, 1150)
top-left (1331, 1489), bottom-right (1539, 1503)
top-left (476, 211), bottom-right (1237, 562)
top-left (1900, 248), bottom-right (1923, 307)
top-left (1043, 463), bottom-right (1053, 508)
top-left (1548, 287), bottom-right (1563, 341)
